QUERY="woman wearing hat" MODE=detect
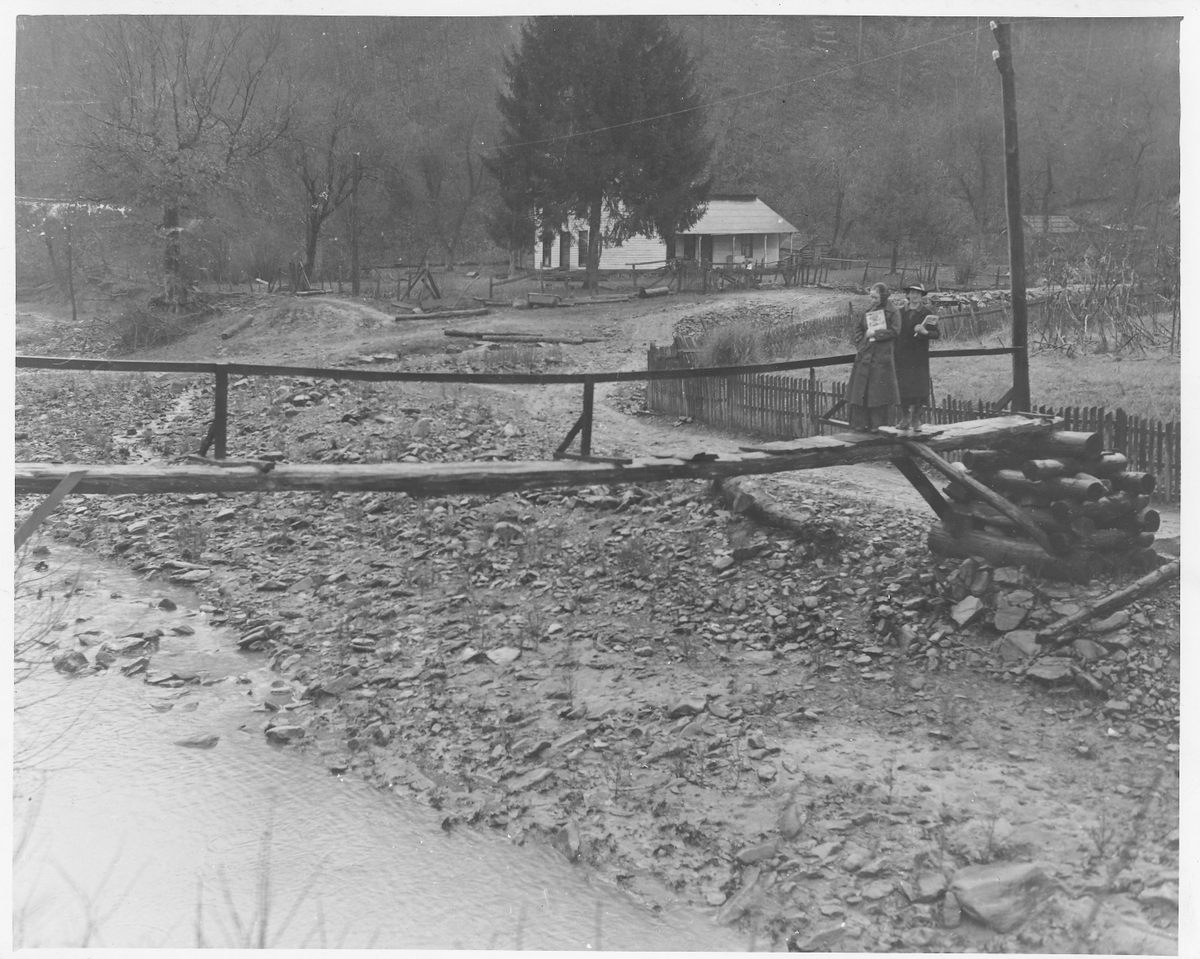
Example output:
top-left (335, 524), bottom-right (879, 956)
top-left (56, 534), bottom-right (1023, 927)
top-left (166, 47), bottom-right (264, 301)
top-left (846, 282), bottom-right (901, 431)
top-left (894, 283), bottom-right (940, 431)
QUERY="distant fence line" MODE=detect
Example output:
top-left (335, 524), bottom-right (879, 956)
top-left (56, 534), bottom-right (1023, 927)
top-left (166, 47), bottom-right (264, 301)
top-left (645, 348), bottom-right (1181, 502)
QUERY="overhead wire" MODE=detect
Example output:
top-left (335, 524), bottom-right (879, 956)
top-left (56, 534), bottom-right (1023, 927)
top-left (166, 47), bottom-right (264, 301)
top-left (489, 19), bottom-right (993, 153)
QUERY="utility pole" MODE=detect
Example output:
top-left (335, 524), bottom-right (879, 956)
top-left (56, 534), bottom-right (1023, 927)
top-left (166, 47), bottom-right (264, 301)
top-left (992, 20), bottom-right (1030, 412)
top-left (351, 152), bottom-right (361, 296)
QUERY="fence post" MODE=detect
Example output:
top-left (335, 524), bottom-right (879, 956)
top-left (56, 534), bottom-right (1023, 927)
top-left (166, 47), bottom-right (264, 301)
top-left (581, 378), bottom-right (594, 456)
top-left (214, 366), bottom-right (229, 459)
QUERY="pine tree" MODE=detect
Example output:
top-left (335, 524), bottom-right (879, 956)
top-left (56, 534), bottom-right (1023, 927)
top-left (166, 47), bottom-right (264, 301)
top-left (487, 16), bottom-right (712, 290)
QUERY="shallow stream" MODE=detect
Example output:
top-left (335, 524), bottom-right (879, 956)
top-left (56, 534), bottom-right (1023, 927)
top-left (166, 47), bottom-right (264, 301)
top-left (13, 545), bottom-right (748, 950)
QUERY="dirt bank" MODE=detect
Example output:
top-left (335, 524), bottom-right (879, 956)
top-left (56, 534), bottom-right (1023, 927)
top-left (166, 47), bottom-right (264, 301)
top-left (15, 289), bottom-right (1180, 953)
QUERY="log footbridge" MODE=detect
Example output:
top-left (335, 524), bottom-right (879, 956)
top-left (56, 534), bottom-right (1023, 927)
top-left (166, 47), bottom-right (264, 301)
top-left (15, 414), bottom-right (1053, 497)
top-left (15, 353), bottom-right (1169, 585)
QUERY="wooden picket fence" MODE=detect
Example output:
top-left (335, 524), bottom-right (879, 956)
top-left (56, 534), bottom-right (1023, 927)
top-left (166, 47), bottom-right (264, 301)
top-left (645, 355), bottom-right (1181, 502)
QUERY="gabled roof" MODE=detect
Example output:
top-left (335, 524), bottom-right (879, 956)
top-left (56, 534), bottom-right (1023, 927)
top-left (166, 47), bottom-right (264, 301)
top-left (680, 195), bottom-right (797, 236)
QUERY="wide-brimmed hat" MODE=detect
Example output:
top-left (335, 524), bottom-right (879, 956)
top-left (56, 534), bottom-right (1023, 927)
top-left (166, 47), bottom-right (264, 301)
top-left (903, 283), bottom-right (928, 294)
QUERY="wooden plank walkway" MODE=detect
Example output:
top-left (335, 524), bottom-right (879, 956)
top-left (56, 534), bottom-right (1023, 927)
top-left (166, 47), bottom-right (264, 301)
top-left (15, 414), bottom-right (1061, 498)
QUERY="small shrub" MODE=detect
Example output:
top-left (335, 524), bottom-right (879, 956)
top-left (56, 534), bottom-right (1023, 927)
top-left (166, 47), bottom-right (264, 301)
top-left (110, 305), bottom-right (190, 353)
top-left (698, 323), bottom-right (762, 367)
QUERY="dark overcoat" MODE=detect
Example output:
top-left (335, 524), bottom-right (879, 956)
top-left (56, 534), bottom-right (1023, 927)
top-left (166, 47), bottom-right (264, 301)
top-left (846, 301), bottom-right (901, 408)
top-left (894, 305), bottom-right (941, 402)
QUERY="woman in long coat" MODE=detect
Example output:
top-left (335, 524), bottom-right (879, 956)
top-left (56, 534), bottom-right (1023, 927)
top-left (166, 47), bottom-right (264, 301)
top-left (846, 282), bottom-right (901, 430)
top-left (894, 283), bottom-right (940, 430)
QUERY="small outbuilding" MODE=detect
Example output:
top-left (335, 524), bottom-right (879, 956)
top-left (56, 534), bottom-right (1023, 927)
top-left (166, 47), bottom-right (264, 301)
top-left (538, 194), bottom-right (798, 272)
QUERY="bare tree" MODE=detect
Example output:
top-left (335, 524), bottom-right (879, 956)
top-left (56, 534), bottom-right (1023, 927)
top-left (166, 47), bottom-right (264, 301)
top-left (76, 16), bottom-right (293, 308)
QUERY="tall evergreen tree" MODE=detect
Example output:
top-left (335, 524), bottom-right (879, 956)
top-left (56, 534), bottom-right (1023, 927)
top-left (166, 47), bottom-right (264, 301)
top-left (488, 16), bottom-right (712, 290)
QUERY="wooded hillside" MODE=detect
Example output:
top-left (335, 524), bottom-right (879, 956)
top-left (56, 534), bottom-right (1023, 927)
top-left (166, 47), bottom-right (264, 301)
top-left (14, 15), bottom-right (1179, 294)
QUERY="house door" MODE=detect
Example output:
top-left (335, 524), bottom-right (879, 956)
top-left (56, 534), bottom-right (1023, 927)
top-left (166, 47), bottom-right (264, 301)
top-left (682, 236), bottom-right (697, 261)
top-left (700, 236), bottom-right (713, 264)
top-left (559, 233), bottom-right (571, 270)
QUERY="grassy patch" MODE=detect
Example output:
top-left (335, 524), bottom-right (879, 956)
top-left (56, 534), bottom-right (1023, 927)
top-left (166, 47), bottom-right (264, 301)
top-left (931, 349), bottom-right (1181, 422)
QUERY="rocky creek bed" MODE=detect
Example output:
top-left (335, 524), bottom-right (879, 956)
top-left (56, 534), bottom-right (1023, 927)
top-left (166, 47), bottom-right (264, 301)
top-left (15, 297), bottom-right (1181, 954)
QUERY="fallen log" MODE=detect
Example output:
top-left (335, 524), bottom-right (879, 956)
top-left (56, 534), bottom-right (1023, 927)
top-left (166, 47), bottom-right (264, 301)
top-left (944, 505), bottom-right (1074, 553)
top-left (713, 477), bottom-right (820, 537)
top-left (944, 501), bottom-right (1092, 541)
top-left (219, 315), bottom-right (255, 340)
top-left (1024, 430), bottom-right (1104, 458)
top-left (988, 469), bottom-right (1105, 501)
top-left (927, 523), bottom-right (1094, 582)
top-left (638, 286), bottom-right (671, 298)
top-left (1050, 493), bottom-right (1146, 524)
top-left (1108, 470), bottom-right (1157, 495)
top-left (394, 308), bottom-right (489, 321)
top-left (1036, 559), bottom-right (1180, 647)
top-left (962, 449), bottom-right (1021, 471)
top-left (443, 329), bottom-right (605, 345)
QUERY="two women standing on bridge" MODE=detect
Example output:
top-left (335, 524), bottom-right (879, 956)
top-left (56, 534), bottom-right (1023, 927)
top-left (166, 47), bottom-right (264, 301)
top-left (846, 282), bottom-right (901, 430)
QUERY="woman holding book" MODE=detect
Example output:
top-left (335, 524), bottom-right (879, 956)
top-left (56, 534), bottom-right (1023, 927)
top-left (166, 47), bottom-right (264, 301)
top-left (846, 282), bottom-right (901, 430)
top-left (894, 282), bottom-right (940, 431)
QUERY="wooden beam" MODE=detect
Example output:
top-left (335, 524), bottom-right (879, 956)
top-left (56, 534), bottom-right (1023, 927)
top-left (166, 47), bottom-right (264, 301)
top-left (16, 470), bottom-right (87, 549)
top-left (15, 415), bottom-right (1064, 498)
top-left (928, 523), bottom-right (1095, 583)
top-left (889, 456), bottom-right (950, 519)
top-left (1036, 559), bottom-right (1179, 648)
top-left (901, 439), bottom-right (1059, 555)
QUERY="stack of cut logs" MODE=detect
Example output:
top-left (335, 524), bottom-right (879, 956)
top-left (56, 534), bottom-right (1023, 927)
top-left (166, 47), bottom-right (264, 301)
top-left (927, 429), bottom-right (1161, 582)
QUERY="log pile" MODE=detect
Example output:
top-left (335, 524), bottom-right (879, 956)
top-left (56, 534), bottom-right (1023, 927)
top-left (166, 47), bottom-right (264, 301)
top-left (927, 429), bottom-right (1163, 582)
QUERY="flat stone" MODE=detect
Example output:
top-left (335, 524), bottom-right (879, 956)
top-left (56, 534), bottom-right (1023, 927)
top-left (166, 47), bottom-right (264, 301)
top-left (1025, 658), bottom-right (1073, 684)
top-left (1099, 630), bottom-right (1134, 651)
top-left (1001, 589), bottom-right (1036, 607)
top-left (968, 569), bottom-right (994, 597)
top-left (736, 839), bottom-right (780, 864)
top-left (997, 630), bottom-right (1039, 662)
top-left (711, 555), bottom-right (735, 571)
top-left (951, 596), bottom-right (987, 627)
top-left (1072, 638), bottom-right (1108, 662)
top-left (505, 766), bottom-right (554, 792)
top-left (913, 871), bottom-right (948, 903)
top-left (668, 697), bottom-right (707, 718)
top-left (861, 879), bottom-right (894, 900)
top-left (53, 650), bottom-right (90, 674)
top-left (992, 606), bottom-right (1027, 632)
top-left (941, 892), bottom-right (962, 927)
top-left (993, 567), bottom-right (1023, 586)
top-left (1087, 610), bottom-right (1131, 635)
top-left (950, 862), bottom-right (1049, 933)
top-left (264, 724), bottom-right (306, 743)
top-left (174, 733), bottom-right (219, 749)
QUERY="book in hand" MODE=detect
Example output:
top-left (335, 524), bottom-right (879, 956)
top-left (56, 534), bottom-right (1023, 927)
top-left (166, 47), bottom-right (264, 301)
top-left (865, 309), bottom-right (887, 337)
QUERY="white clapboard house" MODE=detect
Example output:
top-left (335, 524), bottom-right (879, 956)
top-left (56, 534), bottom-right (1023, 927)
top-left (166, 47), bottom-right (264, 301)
top-left (537, 194), bottom-right (798, 271)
